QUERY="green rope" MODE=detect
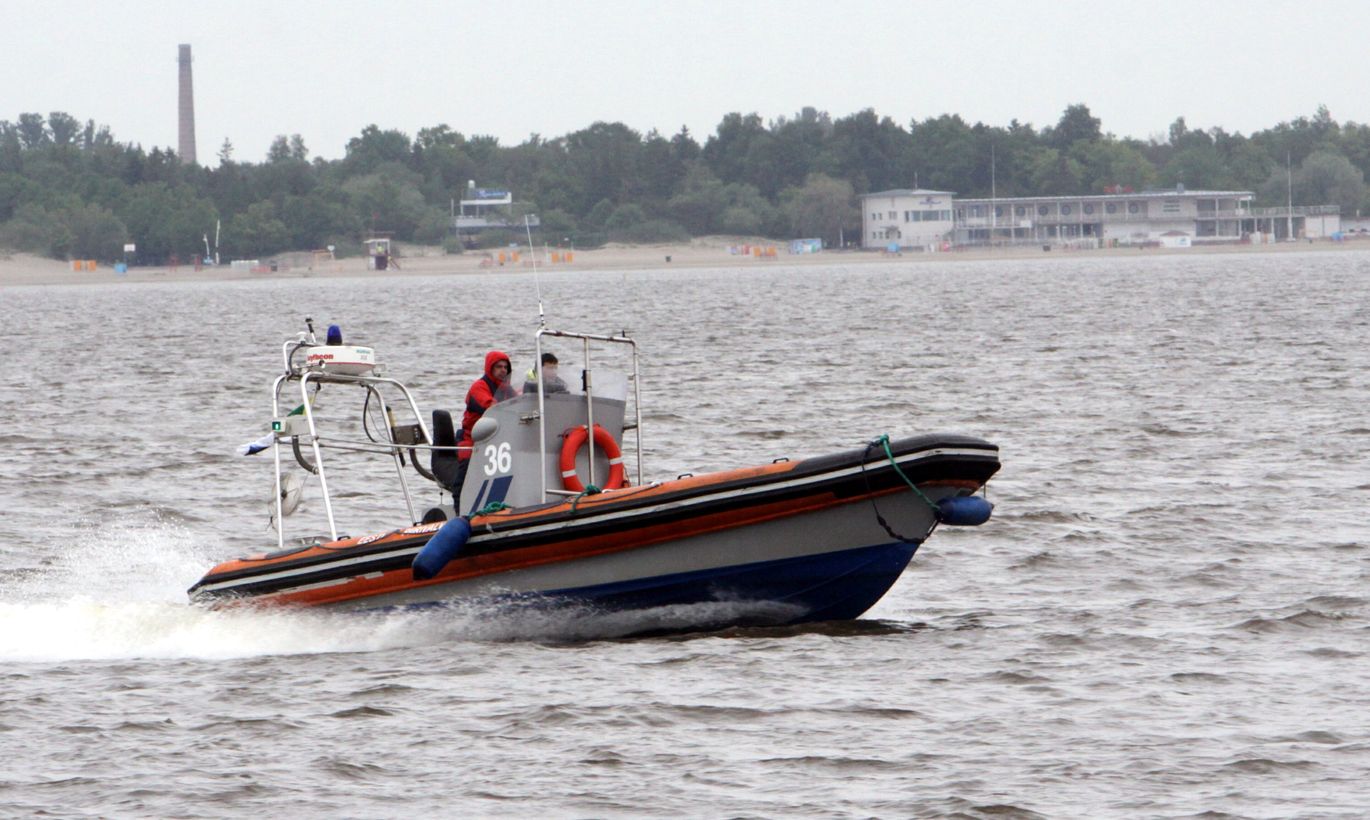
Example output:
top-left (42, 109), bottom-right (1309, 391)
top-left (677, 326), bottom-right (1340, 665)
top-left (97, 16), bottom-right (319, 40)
top-left (568, 484), bottom-right (602, 514)
top-left (875, 434), bottom-right (941, 514)
top-left (472, 501), bottom-right (512, 517)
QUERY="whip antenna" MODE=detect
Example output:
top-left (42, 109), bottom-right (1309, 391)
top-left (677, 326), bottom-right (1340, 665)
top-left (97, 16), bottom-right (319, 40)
top-left (525, 215), bottom-right (545, 327)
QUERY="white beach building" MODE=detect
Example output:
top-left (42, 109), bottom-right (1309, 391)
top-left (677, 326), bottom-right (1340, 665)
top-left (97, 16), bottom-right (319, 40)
top-left (860, 186), bottom-right (1340, 250)
top-left (452, 186), bottom-right (540, 238)
top-left (858, 189), bottom-right (956, 251)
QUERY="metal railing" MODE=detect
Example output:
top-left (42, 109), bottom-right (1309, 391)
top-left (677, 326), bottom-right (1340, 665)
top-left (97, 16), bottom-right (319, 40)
top-left (264, 326), bottom-right (646, 548)
top-left (271, 368), bottom-right (436, 547)
top-left (534, 329), bottom-right (642, 502)
top-left (956, 208), bottom-right (1306, 228)
top-left (1247, 205), bottom-right (1341, 217)
top-left (455, 215), bottom-right (542, 229)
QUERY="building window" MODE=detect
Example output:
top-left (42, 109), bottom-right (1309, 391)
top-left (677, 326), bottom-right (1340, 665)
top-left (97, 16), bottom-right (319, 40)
top-left (1061, 204), bottom-right (1072, 215)
top-left (994, 206), bottom-right (1004, 218)
top-left (1038, 205), bottom-right (1049, 216)
top-left (889, 211), bottom-right (897, 220)
top-left (1128, 203), bottom-right (1140, 214)
top-left (1106, 203), bottom-right (1117, 214)
top-left (1162, 199), bottom-right (1180, 213)
top-left (1083, 204), bottom-right (1094, 215)
top-left (1015, 206), bottom-right (1026, 216)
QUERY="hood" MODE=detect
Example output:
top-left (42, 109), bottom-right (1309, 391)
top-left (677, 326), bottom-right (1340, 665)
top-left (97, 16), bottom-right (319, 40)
top-left (483, 350), bottom-right (511, 382)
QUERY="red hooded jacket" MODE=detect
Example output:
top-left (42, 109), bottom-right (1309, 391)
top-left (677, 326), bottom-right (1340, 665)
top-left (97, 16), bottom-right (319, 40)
top-left (458, 350), bottom-right (517, 461)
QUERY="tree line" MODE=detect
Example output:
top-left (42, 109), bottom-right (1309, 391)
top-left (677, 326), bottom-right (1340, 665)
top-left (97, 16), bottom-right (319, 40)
top-left (2, 103), bottom-right (1368, 263)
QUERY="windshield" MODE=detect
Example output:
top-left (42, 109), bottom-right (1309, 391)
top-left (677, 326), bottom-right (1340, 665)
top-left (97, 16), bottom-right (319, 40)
top-left (519, 360), bottom-right (572, 396)
top-left (518, 360), bottom-right (628, 401)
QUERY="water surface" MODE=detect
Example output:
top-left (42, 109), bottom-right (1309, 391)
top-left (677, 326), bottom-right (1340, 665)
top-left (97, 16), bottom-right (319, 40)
top-left (2, 250), bottom-right (1368, 817)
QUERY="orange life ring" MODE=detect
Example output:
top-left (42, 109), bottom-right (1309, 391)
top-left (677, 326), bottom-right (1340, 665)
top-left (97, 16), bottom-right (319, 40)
top-left (559, 424), bottom-right (626, 492)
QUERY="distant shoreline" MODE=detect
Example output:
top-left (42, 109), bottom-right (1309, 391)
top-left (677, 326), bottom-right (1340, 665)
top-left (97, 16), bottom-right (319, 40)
top-left (4, 238), bottom-right (1368, 288)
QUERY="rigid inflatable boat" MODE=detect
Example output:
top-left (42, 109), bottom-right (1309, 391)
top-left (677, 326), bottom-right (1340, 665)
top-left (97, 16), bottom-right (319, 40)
top-left (189, 321), bottom-right (999, 630)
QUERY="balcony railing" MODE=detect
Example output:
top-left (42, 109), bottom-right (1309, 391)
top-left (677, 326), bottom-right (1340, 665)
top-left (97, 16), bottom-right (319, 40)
top-left (959, 207), bottom-right (1299, 225)
top-left (1247, 205), bottom-right (1340, 217)
top-left (455, 214), bottom-right (541, 229)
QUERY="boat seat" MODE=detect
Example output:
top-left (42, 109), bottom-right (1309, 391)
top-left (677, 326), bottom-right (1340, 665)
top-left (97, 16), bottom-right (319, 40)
top-left (420, 505), bottom-right (450, 524)
top-left (431, 409), bottom-right (460, 493)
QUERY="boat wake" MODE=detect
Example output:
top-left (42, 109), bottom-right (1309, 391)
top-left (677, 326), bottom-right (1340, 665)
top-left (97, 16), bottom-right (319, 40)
top-left (0, 516), bottom-right (812, 662)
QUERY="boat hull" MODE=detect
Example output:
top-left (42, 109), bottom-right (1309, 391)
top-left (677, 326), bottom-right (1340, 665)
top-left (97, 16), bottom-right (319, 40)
top-left (190, 434), bottom-right (1000, 630)
top-left (332, 495), bottom-right (926, 619)
top-left (535, 540), bottom-right (921, 626)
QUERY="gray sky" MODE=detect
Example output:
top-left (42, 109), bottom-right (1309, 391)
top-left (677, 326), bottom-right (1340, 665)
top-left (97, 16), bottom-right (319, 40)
top-left (8, 0), bottom-right (1368, 164)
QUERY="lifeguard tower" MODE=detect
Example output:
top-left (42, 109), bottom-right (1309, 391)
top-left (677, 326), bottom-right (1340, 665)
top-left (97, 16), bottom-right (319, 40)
top-left (365, 236), bottom-right (397, 270)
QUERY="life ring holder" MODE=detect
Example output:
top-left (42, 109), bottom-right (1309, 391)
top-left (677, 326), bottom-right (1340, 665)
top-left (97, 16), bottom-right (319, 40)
top-left (560, 424), bottom-right (626, 492)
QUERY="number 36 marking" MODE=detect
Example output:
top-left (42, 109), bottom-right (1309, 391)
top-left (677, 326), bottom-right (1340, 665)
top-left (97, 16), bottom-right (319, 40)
top-left (483, 442), bottom-right (512, 476)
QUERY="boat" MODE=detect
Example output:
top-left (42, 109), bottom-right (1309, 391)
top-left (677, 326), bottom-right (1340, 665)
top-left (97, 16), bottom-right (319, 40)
top-left (188, 320), bottom-right (1000, 631)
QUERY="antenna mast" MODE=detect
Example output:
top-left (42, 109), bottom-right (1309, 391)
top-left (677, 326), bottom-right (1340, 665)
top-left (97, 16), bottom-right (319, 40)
top-left (525, 215), bottom-right (545, 327)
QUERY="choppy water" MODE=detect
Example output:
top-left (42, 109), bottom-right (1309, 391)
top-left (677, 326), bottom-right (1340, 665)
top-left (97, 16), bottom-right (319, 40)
top-left (3, 250), bottom-right (1369, 817)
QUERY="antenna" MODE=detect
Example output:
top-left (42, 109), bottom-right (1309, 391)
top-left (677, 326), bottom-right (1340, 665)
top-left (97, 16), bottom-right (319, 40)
top-left (525, 214), bottom-right (545, 327)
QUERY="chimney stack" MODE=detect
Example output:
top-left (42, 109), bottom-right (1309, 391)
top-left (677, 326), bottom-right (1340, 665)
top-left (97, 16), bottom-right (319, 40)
top-left (177, 44), bottom-right (197, 165)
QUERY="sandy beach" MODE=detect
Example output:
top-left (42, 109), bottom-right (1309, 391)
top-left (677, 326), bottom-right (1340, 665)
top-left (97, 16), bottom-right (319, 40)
top-left (3, 236), bottom-right (1366, 287)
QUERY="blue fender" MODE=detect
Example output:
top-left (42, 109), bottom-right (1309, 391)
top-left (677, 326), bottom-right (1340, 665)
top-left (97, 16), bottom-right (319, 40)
top-left (936, 495), bottom-right (994, 526)
top-left (412, 516), bottom-right (472, 580)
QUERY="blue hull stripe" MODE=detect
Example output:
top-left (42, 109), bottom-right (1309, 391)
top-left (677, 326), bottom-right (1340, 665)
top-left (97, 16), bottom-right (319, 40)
top-left (467, 475), bottom-right (513, 515)
top-left (392, 540), bottom-right (922, 626)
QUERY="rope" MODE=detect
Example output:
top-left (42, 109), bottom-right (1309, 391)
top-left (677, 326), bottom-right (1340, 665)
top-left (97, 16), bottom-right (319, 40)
top-left (861, 434), bottom-right (940, 544)
top-left (569, 484), bottom-right (602, 514)
top-left (472, 501), bottom-right (512, 517)
top-left (875, 434), bottom-right (941, 513)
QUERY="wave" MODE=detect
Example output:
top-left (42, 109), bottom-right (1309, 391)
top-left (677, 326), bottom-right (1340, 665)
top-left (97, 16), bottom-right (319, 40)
top-left (1169, 671), bottom-right (1228, 683)
top-left (0, 591), bottom-right (824, 663)
top-left (1302, 595), bottom-right (1367, 610)
top-left (1231, 609), bottom-right (1349, 633)
top-left (1300, 646), bottom-right (1363, 659)
top-left (1274, 730), bottom-right (1345, 745)
top-left (0, 514), bottom-right (807, 661)
top-left (1220, 757), bottom-right (1316, 774)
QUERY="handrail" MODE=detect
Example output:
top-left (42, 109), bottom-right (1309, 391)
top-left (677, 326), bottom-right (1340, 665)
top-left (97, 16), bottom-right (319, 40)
top-left (271, 369), bottom-right (436, 547)
top-left (299, 372), bottom-right (338, 541)
top-left (534, 328), bottom-right (642, 503)
top-left (267, 330), bottom-right (644, 548)
top-left (270, 373), bottom-right (288, 549)
top-left (294, 436), bottom-right (472, 456)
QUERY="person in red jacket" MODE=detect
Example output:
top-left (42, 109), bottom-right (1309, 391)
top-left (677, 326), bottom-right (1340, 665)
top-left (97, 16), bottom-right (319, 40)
top-left (454, 350), bottom-right (518, 493)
